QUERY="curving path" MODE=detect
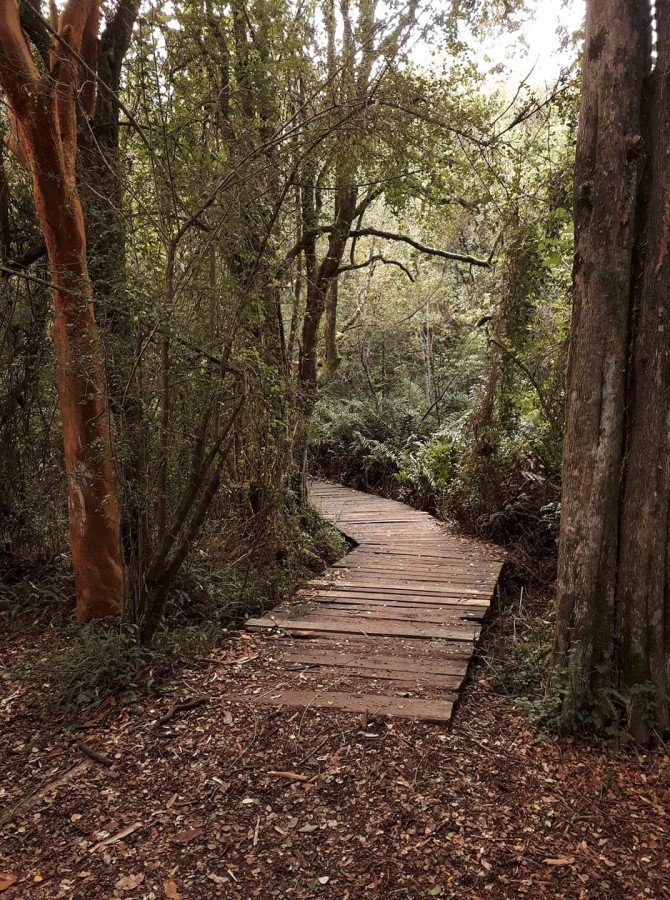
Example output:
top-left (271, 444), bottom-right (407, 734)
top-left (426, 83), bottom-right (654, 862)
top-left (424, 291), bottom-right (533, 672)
top-left (243, 481), bottom-right (504, 723)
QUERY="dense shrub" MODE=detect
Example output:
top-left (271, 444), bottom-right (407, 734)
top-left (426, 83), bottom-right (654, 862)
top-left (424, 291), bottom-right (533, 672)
top-left (311, 394), bottom-right (561, 580)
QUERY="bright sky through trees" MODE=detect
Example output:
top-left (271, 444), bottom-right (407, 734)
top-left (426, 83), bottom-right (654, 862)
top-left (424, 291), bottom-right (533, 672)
top-left (487, 0), bottom-right (584, 84)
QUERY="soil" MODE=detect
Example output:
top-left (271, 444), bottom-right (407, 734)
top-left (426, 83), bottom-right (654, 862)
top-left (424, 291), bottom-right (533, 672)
top-left (1, 621), bottom-right (669, 900)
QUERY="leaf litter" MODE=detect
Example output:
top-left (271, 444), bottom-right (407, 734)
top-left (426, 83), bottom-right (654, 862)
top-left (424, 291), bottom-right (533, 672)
top-left (0, 629), bottom-right (668, 898)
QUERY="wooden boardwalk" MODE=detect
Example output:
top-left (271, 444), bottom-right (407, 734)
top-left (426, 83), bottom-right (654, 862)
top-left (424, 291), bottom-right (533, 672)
top-left (243, 481), bottom-right (503, 723)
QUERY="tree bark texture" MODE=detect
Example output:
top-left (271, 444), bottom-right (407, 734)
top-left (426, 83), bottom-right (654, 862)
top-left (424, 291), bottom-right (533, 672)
top-left (556, 0), bottom-right (670, 737)
top-left (0, 0), bottom-right (125, 621)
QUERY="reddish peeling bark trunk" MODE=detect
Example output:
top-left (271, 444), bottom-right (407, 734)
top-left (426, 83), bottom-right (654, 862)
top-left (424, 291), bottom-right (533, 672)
top-left (0, 0), bottom-right (125, 620)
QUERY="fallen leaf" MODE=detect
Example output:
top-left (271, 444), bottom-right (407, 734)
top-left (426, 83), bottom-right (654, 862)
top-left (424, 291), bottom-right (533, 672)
top-left (90, 822), bottom-right (142, 853)
top-left (163, 879), bottom-right (181, 899)
top-left (268, 771), bottom-right (309, 782)
top-left (0, 874), bottom-right (17, 892)
top-left (114, 873), bottom-right (144, 892)
top-left (207, 874), bottom-right (228, 885)
top-left (174, 826), bottom-right (205, 844)
top-left (543, 857), bottom-right (575, 867)
top-left (298, 823), bottom-right (318, 833)
top-left (429, 888), bottom-right (442, 897)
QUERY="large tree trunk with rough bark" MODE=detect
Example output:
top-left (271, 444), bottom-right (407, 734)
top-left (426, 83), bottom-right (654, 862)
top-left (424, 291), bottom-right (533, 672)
top-left (0, 0), bottom-right (125, 621)
top-left (556, 0), bottom-right (670, 739)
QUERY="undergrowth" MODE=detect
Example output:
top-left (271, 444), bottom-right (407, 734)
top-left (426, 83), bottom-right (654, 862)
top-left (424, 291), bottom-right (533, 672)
top-left (313, 393), bottom-right (565, 728)
top-left (477, 576), bottom-right (557, 721)
top-left (6, 504), bottom-right (345, 713)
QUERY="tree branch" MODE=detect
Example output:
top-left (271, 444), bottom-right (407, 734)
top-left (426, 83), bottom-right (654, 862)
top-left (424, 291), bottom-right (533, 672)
top-left (337, 254), bottom-right (414, 281)
top-left (0, 0), bottom-right (42, 118)
top-left (349, 227), bottom-right (491, 268)
top-left (488, 337), bottom-right (560, 432)
top-left (19, 0), bottom-right (51, 64)
top-left (284, 225), bottom-right (491, 269)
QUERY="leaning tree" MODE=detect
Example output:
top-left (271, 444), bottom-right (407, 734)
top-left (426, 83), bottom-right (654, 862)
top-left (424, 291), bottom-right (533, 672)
top-left (556, 0), bottom-right (670, 740)
top-left (0, 0), bottom-right (125, 620)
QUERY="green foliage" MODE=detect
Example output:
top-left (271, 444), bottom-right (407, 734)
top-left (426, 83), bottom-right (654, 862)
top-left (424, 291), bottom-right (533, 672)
top-left (35, 624), bottom-right (156, 710)
top-left (14, 499), bottom-right (344, 711)
top-left (552, 674), bottom-right (668, 742)
top-left (397, 420), bottom-right (467, 493)
top-left (311, 396), bottom-right (426, 494)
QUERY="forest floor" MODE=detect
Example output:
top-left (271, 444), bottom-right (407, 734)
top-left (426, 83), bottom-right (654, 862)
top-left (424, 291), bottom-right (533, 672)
top-left (1, 611), bottom-right (669, 900)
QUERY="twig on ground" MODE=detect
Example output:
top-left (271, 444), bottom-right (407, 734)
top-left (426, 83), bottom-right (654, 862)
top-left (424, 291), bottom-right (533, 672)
top-left (157, 696), bottom-right (208, 726)
top-left (74, 739), bottom-right (114, 767)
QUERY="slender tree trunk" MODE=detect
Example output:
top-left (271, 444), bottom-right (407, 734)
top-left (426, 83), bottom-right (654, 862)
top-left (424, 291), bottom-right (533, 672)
top-left (31, 108), bottom-right (125, 619)
top-left (0, 141), bottom-right (11, 262)
top-left (78, 0), bottom-right (142, 604)
top-left (0, 0), bottom-right (126, 621)
top-left (322, 278), bottom-right (341, 381)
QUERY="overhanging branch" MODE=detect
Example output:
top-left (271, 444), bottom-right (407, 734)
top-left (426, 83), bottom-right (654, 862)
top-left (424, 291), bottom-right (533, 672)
top-left (284, 224), bottom-right (491, 269)
top-left (349, 228), bottom-right (491, 268)
top-left (337, 254), bottom-right (414, 281)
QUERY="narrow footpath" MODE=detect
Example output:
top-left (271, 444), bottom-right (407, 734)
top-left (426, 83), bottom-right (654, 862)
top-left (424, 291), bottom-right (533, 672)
top-left (0, 486), bottom-right (665, 899)
top-left (241, 482), bottom-right (503, 723)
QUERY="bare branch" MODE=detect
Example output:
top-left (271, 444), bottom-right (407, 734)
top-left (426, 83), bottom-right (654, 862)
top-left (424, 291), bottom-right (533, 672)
top-left (488, 337), bottom-right (560, 433)
top-left (349, 227), bottom-right (491, 268)
top-left (0, 0), bottom-right (42, 118)
top-left (337, 254), bottom-right (414, 281)
top-left (285, 223), bottom-right (490, 270)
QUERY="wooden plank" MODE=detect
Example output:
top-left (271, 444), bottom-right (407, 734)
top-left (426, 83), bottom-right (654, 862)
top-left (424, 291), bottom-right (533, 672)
top-left (314, 605), bottom-right (482, 625)
top-left (280, 649), bottom-right (469, 677)
top-left (334, 568), bottom-right (498, 583)
top-left (230, 690), bottom-right (455, 723)
top-left (332, 566), bottom-right (497, 583)
top-left (278, 633), bottom-right (476, 658)
top-left (311, 595), bottom-right (488, 615)
top-left (279, 663), bottom-right (464, 702)
top-left (278, 663), bottom-right (464, 689)
top-left (246, 615), bottom-right (480, 641)
top-left (329, 559), bottom-right (489, 569)
top-left (319, 580), bottom-right (494, 598)
top-left (303, 589), bottom-right (489, 608)
top-left (272, 666), bottom-right (463, 694)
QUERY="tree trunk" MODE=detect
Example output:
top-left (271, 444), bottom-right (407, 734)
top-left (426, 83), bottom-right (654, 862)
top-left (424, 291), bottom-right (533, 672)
top-left (556, 0), bottom-right (670, 738)
top-left (78, 0), bottom-right (142, 605)
top-left (615, 6), bottom-right (670, 738)
top-left (322, 278), bottom-right (341, 381)
top-left (32, 105), bottom-right (125, 620)
top-left (0, 0), bottom-right (125, 621)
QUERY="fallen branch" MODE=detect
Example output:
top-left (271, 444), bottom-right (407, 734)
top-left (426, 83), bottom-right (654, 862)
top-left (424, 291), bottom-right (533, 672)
top-left (157, 696), bottom-right (208, 726)
top-left (74, 739), bottom-right (114, 767)
top-left (90, 821), bottom-right (143, 853)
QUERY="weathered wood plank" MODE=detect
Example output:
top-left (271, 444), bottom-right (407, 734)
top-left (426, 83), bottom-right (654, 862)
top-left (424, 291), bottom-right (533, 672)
top-left (229, 690), bottom-right (455, 723)
top-left (280, 649), bottom-right (469, 677)
top-left (246, 615), bottom-right (480, 641)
